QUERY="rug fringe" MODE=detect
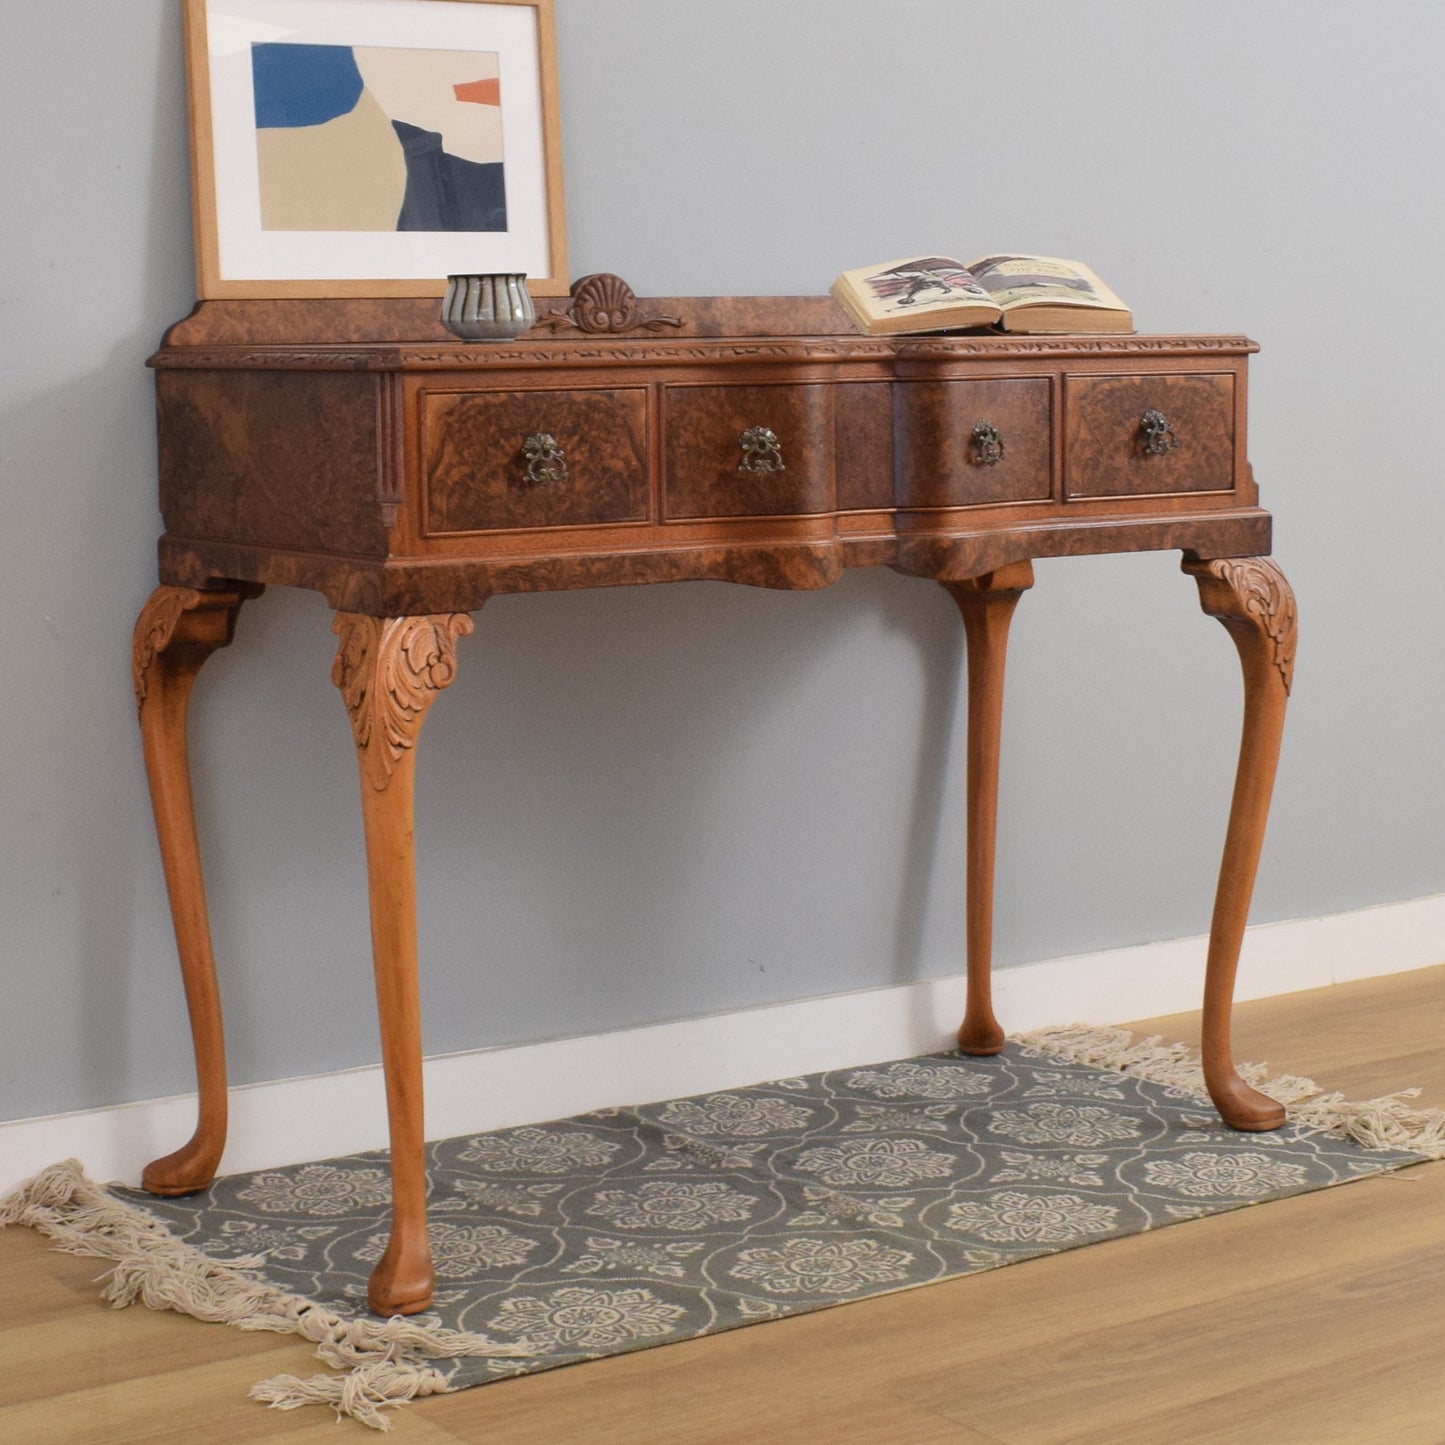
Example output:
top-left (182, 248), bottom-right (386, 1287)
top-left (1016, 1023), bottom-right (1445, 1160)
top-left (0, 1159), bottom-right (540, 1430)
top-left (249, 1360), bottom-right (451, 1431)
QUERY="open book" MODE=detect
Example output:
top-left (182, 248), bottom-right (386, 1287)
top-left (830, 254), bottom-right (1133, 336)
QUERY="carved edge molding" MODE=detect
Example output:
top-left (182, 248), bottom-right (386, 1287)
top-left (398, 341), bottom-right (875, 365)
top-left (151, 342), bottom-right (880, 368)
top-left (151, 334), bottom-right (1257, 371)
top-left (1187, 556), bottom-right (1297, 694)
top-left (331, 613), bottom-right (475, 791)
top-left (531, 273), bottom-right (685, 336)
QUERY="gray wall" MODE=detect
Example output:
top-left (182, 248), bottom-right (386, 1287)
top-left (3, 1), bottom-right (1441, 1124)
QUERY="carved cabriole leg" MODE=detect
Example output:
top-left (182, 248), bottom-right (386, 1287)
top-left (941, 562), bottom-right (1035, 1055)
top-left (332, 611), bottom-right (474, 1317)
top-left (133, 583), bottom-right (257, 1196)
top-left (1184, 555), bottom-right (1297, 1132)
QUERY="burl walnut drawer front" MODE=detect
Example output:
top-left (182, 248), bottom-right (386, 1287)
top-left (1065, 372), bottom-right (1235, 499)
top-left (895, 379), bottom-right (1052, 508)
top-left (422, 387), bottom-right (649, 534)
top-left (664, 384), bottom-right (832, 519)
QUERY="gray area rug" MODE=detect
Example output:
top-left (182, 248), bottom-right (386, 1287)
top-left (5, 1027), bottom-right (1440, 1428)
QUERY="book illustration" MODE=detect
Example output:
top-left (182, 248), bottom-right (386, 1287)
top-left (862, 258), bottom-right (993, 313)
top-left (830, 253), bottom-right (1132, 337)
top-left (968, 256), bottom-right (1112, 307)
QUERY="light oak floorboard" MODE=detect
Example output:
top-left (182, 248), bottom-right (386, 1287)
top-left (1, 964), bottom-right (1441, 1442)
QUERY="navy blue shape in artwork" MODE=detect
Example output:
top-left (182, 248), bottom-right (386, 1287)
top-left (392, 120), bottom-right (508, 232)
top-left (251, 43), bottom-right (365, 129)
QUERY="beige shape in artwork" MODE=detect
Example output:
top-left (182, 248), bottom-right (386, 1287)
top-left (354, 47), bottom-right (504, 165)
top-left (256, 86), bottom-right (407, 232)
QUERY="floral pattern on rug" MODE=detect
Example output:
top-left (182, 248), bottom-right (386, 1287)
top-left (116, 1042), bottom-right (1422, 1390)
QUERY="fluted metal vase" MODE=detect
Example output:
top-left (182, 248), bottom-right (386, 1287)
top-left (442, 273), bottom-right (535, 341)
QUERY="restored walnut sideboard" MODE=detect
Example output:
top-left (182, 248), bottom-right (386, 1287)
top-left (132, 276), bottom-right (1296, 1316)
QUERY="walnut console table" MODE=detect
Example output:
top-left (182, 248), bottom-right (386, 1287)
top-left (134, 275), bottom-right (1296, 1316)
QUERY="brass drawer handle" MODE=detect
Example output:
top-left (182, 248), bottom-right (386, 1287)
top-left (738, 425), bottom-right (785, 474)
top-left (971, 420), bottom-right (1006, 466)
top-left (1139, 409), bottom-right (1178, 457)
top-left (521, 432), bottom-right (568, 484)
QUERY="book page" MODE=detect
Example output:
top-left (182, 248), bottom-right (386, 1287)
top-left (966, 255), bottom-right (1126, 311)
top-left (845, 256), bottom-right (994, 320)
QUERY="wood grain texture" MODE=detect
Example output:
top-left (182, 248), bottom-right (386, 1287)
top-left (942, 564), bottom-right (1035, 1055)
top-left (896, 379), bottom-right (1052, 507)
top-left (132, 585), bottom-right (257, 1197)
top-left (160, 294), bottom-right (860, 347)
top-left (153, 297), bottom-right (1262, 613)
top-left (159, 296), bottom-right (1257, 351)
top-left (1184, 555), bottom-right (1297, 1131)
top-left (663, 383), bottom-right (834, 519)
top-left (156, 512), bottom-right (1272, 615)
top-left (331, 612), bottom-right (475, 1315)
top-left (892, 510), bottom-right (1272, 585)
top-left (148, 336), bottom-right (1256, 374)
top-left (7, 967), bottom-right (1443, 1443)
top-left (422, 386), bottom-right (650, 533)
top-left (157, 370), bottom-right (389, 557)
top-left (834, 381), bottom-right (895, 512)
top-left (1064, 371), bottom-right (1235, 498)
top-left (157, 536), bottom-right (853, 615)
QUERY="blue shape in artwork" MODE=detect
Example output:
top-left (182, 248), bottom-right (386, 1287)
top-left (392, 120), bottom-right (508, 232)
top-left (251, 43), bottom-right (364, 129)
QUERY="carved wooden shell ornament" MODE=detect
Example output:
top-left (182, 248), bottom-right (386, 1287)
top-left (533, 273), bottom-right (684, 335)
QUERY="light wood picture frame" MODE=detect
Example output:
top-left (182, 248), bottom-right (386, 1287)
top-left (184, 0), bottom-right (567, 298)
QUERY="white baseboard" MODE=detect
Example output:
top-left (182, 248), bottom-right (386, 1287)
top-left (4, 893), bottom-right (1442, 1197)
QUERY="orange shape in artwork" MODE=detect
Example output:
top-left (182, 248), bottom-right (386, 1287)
top-left (453, 78), bottom-right (502, 106)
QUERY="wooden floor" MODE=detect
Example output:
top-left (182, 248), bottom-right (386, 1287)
top-left (4, 965), bottom-right (1444, 1444)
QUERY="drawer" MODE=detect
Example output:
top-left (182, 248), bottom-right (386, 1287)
top-left (1065, 372), bottom-right (1235, 498)
top-left (664, 384), bottom-right (832, 519)
top-left (422, 387), bottom-right (649, 534)
top-left (895, 378), bottom-right (1051, 508)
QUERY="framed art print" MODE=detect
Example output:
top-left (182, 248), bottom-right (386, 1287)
top-left (184, 0), bottom-right (567, 297)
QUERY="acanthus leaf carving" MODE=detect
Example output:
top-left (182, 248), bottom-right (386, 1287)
top-left (132, 587), bottom-right (206, 711)
top-left (1188, 556), bottom-right (1297, 694)
top-left (331, 612), bottom-right (474, 790)
top-left (132, 584), bottom-right (258, 712)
